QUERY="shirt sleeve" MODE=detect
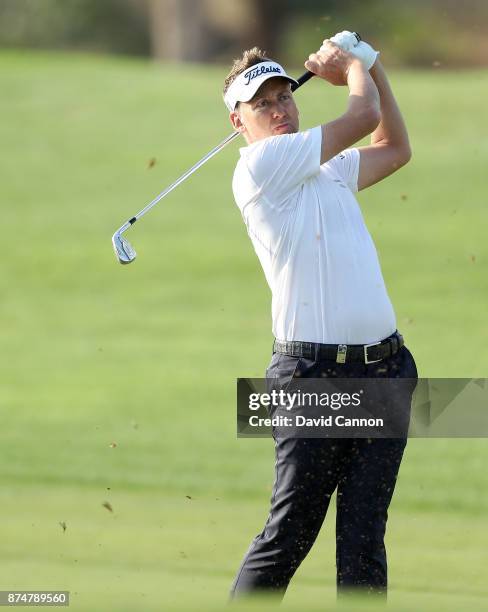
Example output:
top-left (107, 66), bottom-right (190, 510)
top-left (325, 147), bottom-right (361, 192)
top-left (242, 126), bottom-right (322, 204)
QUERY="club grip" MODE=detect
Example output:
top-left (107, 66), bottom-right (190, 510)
top-left (291, 70), bottom-right (314, 91)
top-left (292, 32), bottom-right (362, 91)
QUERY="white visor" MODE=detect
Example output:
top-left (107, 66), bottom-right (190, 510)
top-left (224, 61), bottom-right (298, 111)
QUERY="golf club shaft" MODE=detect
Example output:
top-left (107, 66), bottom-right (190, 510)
top-left (125, 130), bottom-right (240, 229)
top-left (120, 70), bottom-right (314, 232)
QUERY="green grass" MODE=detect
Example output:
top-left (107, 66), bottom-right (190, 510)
top-left (0, 49), bottom-right (487, 610)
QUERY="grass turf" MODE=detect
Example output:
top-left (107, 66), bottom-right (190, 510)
top-left (0, 50), bottom-right (487, 610)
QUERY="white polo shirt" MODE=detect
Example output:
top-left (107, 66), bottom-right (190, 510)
top-left (232, 125), bottom-right (397, 345)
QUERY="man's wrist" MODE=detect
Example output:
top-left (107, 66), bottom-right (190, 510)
top-left (368, 57), bottom-right (383, 76)
top-left (345, 57), bottom-right (367, 80)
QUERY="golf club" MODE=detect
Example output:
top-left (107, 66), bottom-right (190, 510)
top-left (112, 70), bottom-right (314, 264)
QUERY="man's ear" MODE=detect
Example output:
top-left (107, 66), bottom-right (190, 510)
top-left (230, 110), bottom-right (246, 133)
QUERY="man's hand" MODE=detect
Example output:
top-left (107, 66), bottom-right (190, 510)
top-left (349, 41), bottom-right (379, 70)
top-left (330, 30), bottom-right (380, 71)
top-left (329, 31), bottom-right (360, 52)
top-left (304, 41), bottom-right (358, 86)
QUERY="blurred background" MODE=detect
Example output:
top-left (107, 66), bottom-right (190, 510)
top-left (1, 1), bottom-right (487, 611)
top-left (1, 0), bottom-right (488, 67)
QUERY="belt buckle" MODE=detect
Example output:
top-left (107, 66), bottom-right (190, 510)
top-left (336, 344), bottom-right (347, 364)
top-left (364, 341), bottom-right (382, 364)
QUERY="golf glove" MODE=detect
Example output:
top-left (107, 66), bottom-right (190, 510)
top-left (328, 30), bottom-right (359, 52)
top-left (352, 40), bottom-right (380, 70)
top-left (329, 30), bottom-right (380, 70)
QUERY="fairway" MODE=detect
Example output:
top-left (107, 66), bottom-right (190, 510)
top-left (1, 51), bottom-right (487, 610)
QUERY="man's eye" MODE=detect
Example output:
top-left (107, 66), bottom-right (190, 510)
top-left (280, 94), bottom-right (291, 101)
top-left (256, 100), bottom-right (268, 108)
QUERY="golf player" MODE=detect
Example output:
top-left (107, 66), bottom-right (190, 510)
top-left (224, 33), bottom-right (418, 599)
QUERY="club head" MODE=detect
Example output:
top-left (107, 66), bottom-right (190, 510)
top-left (112, 231), bottom-right (137, 264)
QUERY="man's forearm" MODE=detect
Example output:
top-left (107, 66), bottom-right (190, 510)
top-left (369, 60), bottom-right (410, 152)
top-left (311, 48), bottom-right (381, 162)
top-left (346, 59), bottom-right (380, 120)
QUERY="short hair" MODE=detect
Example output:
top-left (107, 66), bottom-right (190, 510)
top-left (223, 46), bottom-right (271, 96)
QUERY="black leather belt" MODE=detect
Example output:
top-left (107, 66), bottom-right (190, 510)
top-left (273, 332), bottom-right (404, 364)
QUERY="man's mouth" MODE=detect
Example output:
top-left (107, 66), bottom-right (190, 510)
top-left (273, 122), bottom-right (290, 132)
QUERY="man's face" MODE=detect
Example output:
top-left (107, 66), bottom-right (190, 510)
top-left (230, 77), bottom-right (299, 144)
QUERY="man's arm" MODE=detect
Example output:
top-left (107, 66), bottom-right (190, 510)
top-left (357, 60), bottom-right (412, 191)
top-left (305, 42), bottom-right (381, 165)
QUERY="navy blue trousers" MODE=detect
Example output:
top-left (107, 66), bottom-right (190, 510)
top-left (230, 345), bottom-right (417, 599)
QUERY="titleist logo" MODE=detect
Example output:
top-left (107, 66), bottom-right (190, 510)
top-left (243, 64), bottom-right (281, 86)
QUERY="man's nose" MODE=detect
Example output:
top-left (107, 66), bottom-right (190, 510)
top-left (271, 102), bottom-right (286, 117)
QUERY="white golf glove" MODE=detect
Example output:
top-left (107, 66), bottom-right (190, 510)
top-left (352, 40), bottom-right (380, 70)
top-left (328, 30), bottom-right (359, 52)
top-left (327, 30), bottom-right (380, 70)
